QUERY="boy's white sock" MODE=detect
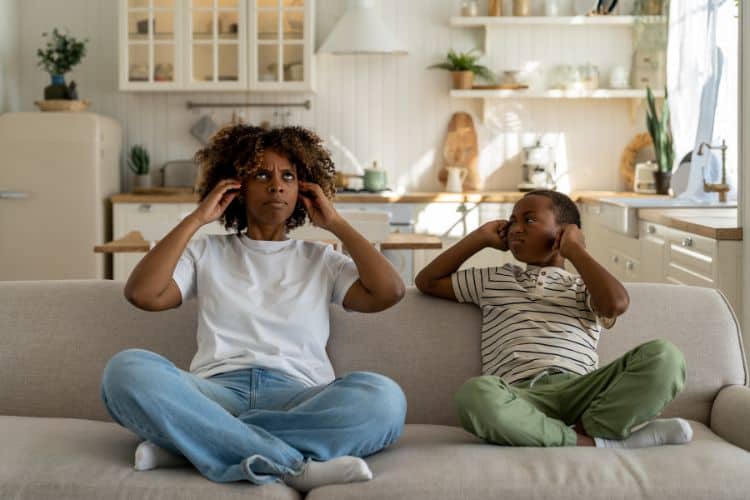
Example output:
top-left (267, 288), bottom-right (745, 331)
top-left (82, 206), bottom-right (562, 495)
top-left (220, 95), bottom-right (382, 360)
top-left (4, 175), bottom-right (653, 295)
top-left (134, 440), bottom-right (188, 471)
top-left (282, 456), bottom-right (373, 492)
top-left (594, 418), bottom-right (693, 449)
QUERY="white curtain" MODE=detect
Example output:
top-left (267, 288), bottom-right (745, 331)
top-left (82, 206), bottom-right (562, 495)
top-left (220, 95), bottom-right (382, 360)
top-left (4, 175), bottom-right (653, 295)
top-left (667, 0), bottom-right (738, 201)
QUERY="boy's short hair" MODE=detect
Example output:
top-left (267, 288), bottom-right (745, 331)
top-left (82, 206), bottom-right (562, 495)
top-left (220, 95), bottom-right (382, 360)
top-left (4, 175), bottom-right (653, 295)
top-left (523, 190), bottom-right (581, 228)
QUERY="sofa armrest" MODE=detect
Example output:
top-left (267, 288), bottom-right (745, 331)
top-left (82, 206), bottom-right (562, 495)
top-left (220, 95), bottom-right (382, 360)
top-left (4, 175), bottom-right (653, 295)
top-left (711, 385), bottom-right (750, 451)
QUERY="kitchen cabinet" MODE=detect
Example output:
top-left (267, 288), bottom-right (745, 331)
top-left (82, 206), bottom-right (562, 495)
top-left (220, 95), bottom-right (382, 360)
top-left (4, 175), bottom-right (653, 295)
top-left (119, 0), bottom-right (315, 91)
top-left (112, 202), bottom-right (229, 281)
top-left (638, 220), bottom-right (741, 312)
top-left (412, 202), bottom-right (521, 277)
top-left (580, 202), bottom-right (640, 282)
top-left (249, 0), bottom-right (314, 91)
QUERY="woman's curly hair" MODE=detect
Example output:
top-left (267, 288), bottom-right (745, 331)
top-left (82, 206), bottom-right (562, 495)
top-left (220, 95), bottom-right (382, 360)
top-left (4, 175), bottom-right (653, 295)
top-left (194, 124), bottom-right (336, 233)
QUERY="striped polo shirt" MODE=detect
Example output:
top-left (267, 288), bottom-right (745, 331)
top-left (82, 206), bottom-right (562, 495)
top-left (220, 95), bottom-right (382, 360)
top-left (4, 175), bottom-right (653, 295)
top-left (452, 263), bottom-right (614, 385)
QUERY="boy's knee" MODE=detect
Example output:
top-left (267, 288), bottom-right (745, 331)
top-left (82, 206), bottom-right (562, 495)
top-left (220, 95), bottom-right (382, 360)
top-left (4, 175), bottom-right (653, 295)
top-left (635, 339), bottom-right (687, 394)
top-left (455, 376), bottom-right (513, 417)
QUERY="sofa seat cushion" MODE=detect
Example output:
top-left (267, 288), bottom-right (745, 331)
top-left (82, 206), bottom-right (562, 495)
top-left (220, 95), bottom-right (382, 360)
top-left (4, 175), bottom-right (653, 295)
top-left (308, 423), bottom-right (750, 500)
top-left (0, 416), bottom-right (300, 500)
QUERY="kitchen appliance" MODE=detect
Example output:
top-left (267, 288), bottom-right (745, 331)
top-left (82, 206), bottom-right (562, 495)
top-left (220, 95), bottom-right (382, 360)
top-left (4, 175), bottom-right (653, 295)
top-left (363, 161), bottom-right (388, 191)
top-left (161, 160), bottom-right (198, 188)
top-left (518, 141), bottom-right (556, 191)
top-left (633, 161), bottom-right (658, 193)
top-left (0, 112), bottom-right (121, 279)
top-left (445, 167), bottom-right (468, 193)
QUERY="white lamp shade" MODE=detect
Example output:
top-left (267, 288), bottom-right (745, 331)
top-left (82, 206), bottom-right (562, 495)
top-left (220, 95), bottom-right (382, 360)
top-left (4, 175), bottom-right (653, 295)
top-left (318, 0), bottom-right (407, 55)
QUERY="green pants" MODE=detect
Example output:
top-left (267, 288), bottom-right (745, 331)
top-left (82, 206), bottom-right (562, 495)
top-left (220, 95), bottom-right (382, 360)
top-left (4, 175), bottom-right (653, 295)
top-left (455, 339), bottom-right (686, 447)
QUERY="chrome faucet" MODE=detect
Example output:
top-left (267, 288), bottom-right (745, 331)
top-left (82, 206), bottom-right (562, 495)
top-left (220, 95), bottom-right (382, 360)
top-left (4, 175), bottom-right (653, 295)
top-left (697, 139), bottom-right (730, 202)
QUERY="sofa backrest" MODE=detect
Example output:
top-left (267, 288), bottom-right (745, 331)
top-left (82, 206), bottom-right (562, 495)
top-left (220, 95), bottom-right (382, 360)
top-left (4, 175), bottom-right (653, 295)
top-left (0, 281), bottom-right (746, 426)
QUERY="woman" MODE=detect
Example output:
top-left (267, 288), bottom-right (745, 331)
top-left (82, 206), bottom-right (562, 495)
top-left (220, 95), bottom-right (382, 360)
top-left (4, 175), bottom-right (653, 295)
top-left (101, 125), bottom-right (407, 491)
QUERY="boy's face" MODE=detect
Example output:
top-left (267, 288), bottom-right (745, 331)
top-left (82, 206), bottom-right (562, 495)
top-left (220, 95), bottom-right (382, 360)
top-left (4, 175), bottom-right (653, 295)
top-left (241, 149), bottom-right (299, 227)
top-left (506, 195), bottom-right (562, 266)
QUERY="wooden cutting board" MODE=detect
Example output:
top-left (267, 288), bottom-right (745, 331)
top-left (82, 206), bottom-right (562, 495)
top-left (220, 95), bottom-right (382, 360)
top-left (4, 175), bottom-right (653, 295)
top-left (439, 112), bottom-right (480, 191)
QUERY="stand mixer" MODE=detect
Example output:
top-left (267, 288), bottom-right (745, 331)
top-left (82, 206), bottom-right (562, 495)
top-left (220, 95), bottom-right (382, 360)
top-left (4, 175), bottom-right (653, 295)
top-left (518, 141), bottom-right (556, 191)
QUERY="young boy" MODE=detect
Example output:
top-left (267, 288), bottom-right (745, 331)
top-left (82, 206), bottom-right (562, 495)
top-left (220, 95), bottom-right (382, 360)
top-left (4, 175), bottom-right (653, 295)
top-left (415, 190), bottom-right (692, 448)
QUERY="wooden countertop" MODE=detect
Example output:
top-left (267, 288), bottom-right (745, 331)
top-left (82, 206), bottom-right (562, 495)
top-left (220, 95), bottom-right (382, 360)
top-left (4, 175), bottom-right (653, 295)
top-left (111, 190), bottom-right (662, 204)
top-left (638, 209), bottom-right (742, 241)
top-left (95, 231), bottom-right (443, 253)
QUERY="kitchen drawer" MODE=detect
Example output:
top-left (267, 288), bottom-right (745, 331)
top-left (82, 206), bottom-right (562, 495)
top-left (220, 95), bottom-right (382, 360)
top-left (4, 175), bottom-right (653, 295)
top-left (665, 262), bottom-right (715, 288)
top-left (667, 244), bottom-right (713, 277)
top-left (114, 203), bottom-right (183, 240)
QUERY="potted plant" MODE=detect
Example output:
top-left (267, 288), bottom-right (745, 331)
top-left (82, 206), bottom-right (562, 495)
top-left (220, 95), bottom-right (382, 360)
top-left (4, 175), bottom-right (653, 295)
top-left (128, 145), bottom-right (151, 189)
top-left (36, 28), bottom-right (88, 101)
top-left (428, 49), bottom-right (495, 89)
top-left (645, 86), bottom-right (674, 194)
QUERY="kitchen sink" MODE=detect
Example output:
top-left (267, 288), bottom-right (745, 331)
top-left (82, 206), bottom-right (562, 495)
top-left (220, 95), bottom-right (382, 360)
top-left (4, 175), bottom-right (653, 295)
top-left (596, 197), bottom-right (737, 237)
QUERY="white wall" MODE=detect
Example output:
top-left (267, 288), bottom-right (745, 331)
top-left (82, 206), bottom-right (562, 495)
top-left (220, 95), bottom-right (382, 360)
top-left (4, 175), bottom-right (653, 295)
top-left (0, 0), bottom-right (21, 113)
top-left (15, 0), bottom-right (647, 192)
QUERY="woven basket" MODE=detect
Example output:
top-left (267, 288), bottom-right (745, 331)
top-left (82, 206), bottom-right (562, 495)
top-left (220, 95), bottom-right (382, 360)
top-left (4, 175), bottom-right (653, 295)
top-left (34, 100), bottom-right (90, 112)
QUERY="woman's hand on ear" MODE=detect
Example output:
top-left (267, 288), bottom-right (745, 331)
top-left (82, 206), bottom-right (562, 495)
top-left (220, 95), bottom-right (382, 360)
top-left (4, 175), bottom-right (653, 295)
top-left (191, 179), bottom-right (242, 226)
top-left (298, 181), bottom-right (340, 230)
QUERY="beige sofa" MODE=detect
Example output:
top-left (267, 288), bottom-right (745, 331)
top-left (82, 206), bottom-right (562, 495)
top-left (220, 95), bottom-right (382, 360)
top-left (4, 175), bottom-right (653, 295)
top-left (2, 280), bottom-right (750, 499)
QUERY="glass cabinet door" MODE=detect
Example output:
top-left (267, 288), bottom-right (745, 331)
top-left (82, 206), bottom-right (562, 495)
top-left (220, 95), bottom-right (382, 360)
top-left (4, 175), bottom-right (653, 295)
top-left (251, 0), bottom-right (313, 91)
top-left (187, 0), bottom-right (246, 89)
top-left (122, 0), bottom-right (181, 89)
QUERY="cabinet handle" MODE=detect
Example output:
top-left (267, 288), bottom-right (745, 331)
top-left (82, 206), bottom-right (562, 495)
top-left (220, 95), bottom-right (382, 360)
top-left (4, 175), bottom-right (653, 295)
top-left (626, 261), bottom-right (634, 271)
top-left (612, 255), bottom-right (619, 263)
top-left (138, 204), bottom-right (152, 212)
top-left (647, 225), bottom-right (656, 234)
top-left (681, 237), bottom-right (693, 247)
top-left (0, 190), bottom-right (30, 199)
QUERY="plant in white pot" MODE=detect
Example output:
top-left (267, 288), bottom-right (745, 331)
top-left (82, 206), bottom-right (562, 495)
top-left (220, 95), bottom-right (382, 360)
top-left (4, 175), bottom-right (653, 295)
top-left (428, 48), bottom-right (495, 89)
top-left (128, 145), bottom-right (151, 190)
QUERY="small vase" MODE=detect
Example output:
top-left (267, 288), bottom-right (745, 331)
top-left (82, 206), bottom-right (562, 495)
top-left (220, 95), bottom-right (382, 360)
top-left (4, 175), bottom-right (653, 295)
top-left (451, 71), bottom-right (474, 89)
top-left (134, 174), bottom-right (152, 190)
top-left (44, 74), bottom-right (70, 100)
top-left (654, 171), bottom-right (671, 195)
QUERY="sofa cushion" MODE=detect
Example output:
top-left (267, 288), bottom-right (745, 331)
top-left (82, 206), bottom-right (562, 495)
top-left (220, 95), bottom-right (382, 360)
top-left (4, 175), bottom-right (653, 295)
top-left (308, 423), bottom-right (750, 500)
top-left (0, 416), bottom-right (300, 500)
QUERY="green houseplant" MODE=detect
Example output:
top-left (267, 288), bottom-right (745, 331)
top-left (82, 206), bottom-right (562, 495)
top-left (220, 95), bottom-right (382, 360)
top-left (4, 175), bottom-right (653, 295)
top-left (645, 86), bottom-right (674, 194)
top-left (37, 28), bottom-right (88, 100)
top-left (428, 49), bottom-right (496, 89)
top-left (128, 145), bottom-right (151, 189)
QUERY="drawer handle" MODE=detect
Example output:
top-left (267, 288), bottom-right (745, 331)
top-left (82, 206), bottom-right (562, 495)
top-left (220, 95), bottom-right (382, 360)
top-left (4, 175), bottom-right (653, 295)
top-left (612, 255), bottom-right (619, 263)
top-left (626, 261), bottom-right (634, 271)
top-left (681, 237), bottom-right (693, 248)
top-left (647, 225), bottom-right (656, 234)
top-left (138, 204), bottom-right (152, 212)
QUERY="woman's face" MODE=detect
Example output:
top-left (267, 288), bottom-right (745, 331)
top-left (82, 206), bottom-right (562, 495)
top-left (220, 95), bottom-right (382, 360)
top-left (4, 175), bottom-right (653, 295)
top-left (241, 149), bottom-right (300, 228)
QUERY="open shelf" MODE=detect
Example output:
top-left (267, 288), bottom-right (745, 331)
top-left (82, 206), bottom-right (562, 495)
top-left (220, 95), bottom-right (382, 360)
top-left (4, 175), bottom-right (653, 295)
top-left (450, 89), bottom-right (666, 99)
top-left (449, 15), bottom-right (667, 27)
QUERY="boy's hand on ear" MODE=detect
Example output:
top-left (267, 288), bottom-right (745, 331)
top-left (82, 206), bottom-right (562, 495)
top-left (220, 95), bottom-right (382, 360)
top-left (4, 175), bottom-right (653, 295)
top-left (555, 224), bottom-right (586, 259)
top-left (298, 181), bottom-right (340, 230)
top-left (477, 220), bottom-right (510, 251)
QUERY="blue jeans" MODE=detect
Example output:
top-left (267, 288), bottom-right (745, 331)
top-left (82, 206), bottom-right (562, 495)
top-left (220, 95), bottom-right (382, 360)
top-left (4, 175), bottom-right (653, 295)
top-left (100, 349), bottom-right (407, 484)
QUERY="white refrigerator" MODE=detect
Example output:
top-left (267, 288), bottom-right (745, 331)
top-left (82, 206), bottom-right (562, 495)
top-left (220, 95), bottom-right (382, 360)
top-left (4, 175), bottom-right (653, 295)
top-left (0, 112), bottom-right (121, 280)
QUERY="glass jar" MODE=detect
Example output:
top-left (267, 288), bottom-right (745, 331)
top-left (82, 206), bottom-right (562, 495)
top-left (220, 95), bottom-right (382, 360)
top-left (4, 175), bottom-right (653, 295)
top-left (513, 0), bottom-right (530, 16)
top-left (460, 0), bottom-right (478, 16)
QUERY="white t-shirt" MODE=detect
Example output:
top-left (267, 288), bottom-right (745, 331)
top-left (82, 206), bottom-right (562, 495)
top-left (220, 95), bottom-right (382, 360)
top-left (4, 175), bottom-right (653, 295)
top-left (172, 233), bottom-right (360, 386)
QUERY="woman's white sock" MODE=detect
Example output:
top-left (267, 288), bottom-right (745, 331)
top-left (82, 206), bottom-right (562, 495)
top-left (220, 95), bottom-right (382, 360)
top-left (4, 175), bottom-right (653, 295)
top-left (134, 440), bottom-right (188, 471)
top-left (594, 418), bottom-right (693, 449)
top-left (282, 456), bottom-right (373, 492)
